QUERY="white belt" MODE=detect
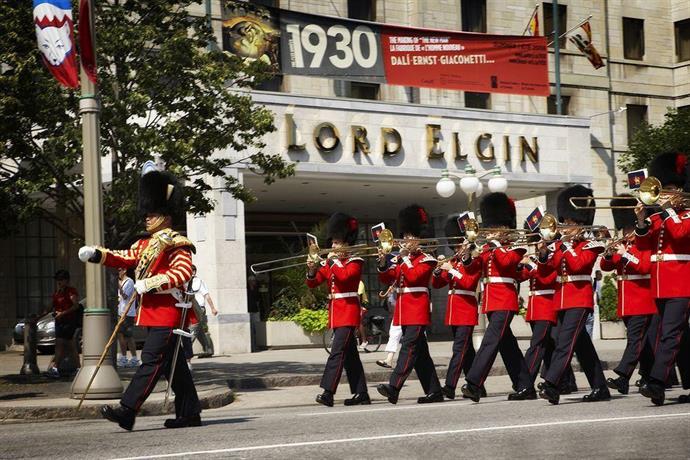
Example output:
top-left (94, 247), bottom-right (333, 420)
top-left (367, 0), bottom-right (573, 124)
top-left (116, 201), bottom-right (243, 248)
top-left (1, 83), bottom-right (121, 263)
top-left (651, 254), bottom-right (690, 262)
top-left (483, 277), bottom-right (516, 284)
top-left (328, 292), bottom-right (359, 299)
top-left (558, 275), bottom-right (591, 283)
top-left (398, 287), bottom-right (428, 294)
top-left (529, 289), bottom-right (555, 296)
top-left (448, 289), bottom-right (475, 296)
top-left (616, 274), bottom-right (650, 281)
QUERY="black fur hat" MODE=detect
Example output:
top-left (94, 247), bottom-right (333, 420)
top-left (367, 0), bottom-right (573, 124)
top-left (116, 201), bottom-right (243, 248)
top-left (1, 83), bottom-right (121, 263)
top-left (326, 212), bottom-right (359, 246)
top-left (557, 185), bottom-right (594, 225)
top-left (138, 170), bottom-right (185, 223)
top-left (444, 215), bottom-right (465, 249)
top-left (610, 194), bottom-right (637, 230)
top-left (480, 192), bottom-right (516, 229)
top-left (398, 204), bottom-right (433, 238)
top-left (648, 151), bottom-right (688, 189)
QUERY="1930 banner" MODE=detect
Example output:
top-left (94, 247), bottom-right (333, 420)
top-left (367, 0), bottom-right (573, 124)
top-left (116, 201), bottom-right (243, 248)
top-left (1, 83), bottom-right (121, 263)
top-left (222, 2), bottom-right (549, 96)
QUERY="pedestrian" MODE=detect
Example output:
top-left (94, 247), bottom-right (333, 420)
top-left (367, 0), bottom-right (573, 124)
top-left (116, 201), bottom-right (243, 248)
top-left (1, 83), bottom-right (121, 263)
top-left (78, 164), bottom-right (201, 430)
top-left (47, 269), bottom-right (80, 378)
top-left (181, 265), bottom-right (218, 365)
top-left (357, 280), bottom-right (369, 351)
top-left (587, 270), bottom-right (603, 336)
top-left (116, 267), bottom-right (140, 368)
top-left (376, 285), bottom-right (401, 368)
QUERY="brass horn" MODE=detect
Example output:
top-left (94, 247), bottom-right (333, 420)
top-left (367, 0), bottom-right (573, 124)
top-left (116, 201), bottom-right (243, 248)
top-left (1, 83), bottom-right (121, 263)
top-left (569, 177), bottom-right (683, 209)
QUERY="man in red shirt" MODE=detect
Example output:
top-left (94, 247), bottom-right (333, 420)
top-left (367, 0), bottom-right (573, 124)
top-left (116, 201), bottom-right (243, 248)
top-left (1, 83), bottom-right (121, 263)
top-left (47, 269), bottom-right (80, 377)
top-left (307, 212), bottom-right (369, 407)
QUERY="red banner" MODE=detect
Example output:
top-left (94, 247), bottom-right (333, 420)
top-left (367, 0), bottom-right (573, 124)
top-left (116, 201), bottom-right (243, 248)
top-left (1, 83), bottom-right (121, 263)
top-left (381, 26), bottom-right (549, 96)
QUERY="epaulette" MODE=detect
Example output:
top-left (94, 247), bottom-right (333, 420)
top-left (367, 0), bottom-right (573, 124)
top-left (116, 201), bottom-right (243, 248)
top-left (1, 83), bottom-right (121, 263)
top-left (157, 230), bottom-right (196, 254)
top-left (419, 253), bottom-right (437, 264)
top-left (583, 240), bottom-right (606, 251)
top-left (346, 256), bottom-right (364, 264)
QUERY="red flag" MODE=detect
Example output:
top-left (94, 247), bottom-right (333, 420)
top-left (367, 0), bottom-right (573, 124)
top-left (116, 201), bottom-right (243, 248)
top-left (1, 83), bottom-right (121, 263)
top-left (569, 21), bottom-right (605, 69)
top-left (33, 0), bottom-right (79, 88)
top-left (526, 7), bottom-right (540, 36)
top-left (79, 0), bottom-right (97, 83)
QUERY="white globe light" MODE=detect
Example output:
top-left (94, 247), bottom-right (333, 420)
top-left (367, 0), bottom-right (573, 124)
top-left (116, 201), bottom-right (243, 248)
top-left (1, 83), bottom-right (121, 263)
top-left (488, 175), bottom-right (508, 193)
top-left (435, 177), bottom-right (457, 198)
top-left (460, 176), bottom-right (480, 195)
top-left (475, 181), bottom-right (484, 197)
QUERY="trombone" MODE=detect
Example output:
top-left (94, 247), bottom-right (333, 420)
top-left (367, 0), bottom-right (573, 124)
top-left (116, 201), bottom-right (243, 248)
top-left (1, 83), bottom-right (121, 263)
top-left (249, 243), bottom-right (371, 274)
top-left (538, 213), bottom-right (608, 241)
top-left (463, 218), bottom-right (533, 244)
top-left (570, 176), bottom-right (690, 209)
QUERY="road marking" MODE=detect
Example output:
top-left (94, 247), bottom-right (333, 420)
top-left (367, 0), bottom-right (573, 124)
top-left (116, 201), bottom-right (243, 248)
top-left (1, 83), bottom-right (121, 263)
top-left (113, 411), bottom-right (690, 459)
top-left (300, 400), bottom-right (472, 416)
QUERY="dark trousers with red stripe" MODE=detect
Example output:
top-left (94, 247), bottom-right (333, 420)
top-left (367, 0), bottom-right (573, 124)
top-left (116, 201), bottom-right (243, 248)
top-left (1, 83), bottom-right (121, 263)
top-left (544, 308), bottom-right (606, 390)
top-left (445, 325), bottom-right (475, 389)
top-left (466, 311), bottom-right (532, 391)
top-left (320, 326), bottom-right (367, 394)
top-left (645, 314), bottom-right (683, 386)
top-left (390, 325), bottom-right (441, 394)
top-left (121, 327), bottom-right (200, 417)
top-left (649, 298), bottom-right (690, 387)
top-left (524, 320), bottom-right (553, 383)
top-left (614, 315), bottom-right (654, 380)
top-left (540, 321), bottom-right (577, 389)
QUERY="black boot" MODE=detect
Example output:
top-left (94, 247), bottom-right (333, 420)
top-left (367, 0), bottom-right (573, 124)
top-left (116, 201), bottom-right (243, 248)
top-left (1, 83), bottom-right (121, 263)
top-left (441, 385), bottom-right (455, 400)
top-left (677, 393), bottom-right (690, 404)
top-left (582, 387), bottom-right (611, 402)
top-left (417, 391), bottom-right (444, 404)
top-left (538, 381), bottom-right (560, 405)
top-left (640, 382), bottom-right (665, 406)
top-left (344, 393), bottom-right (371, 406)
top-left (164, 414), bottom-right (202, 428)
top-left (480, 385), bottom-right (487, 398)
top-left (316, 391), bottom-right (334, 407)
top-left (606, 376), bottom-right (629, 395)
top-left (101, 405), bottom-right (135, 431)
top-left (508, 387), bottom-right (537, 401)
top-left (460, 382), bottom-right (482, 402)
top-left (376, 384), bottom-right (399, 404)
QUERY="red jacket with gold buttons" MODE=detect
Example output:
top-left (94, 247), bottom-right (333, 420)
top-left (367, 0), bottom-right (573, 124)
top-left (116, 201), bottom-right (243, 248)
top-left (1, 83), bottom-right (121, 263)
top-left (379, 251), bottom-right (437, 326)
top-left (600, 242), bottom-right (656, 317)
top-left (635, 209), bottom-right (690, 298)
top-left (518, 260), bottom-right (558, 323)
top-left (432, 257), bottom-right (481, 326)
top-left (306, 257), bottom-right (363, 328)
top-left (476, 243), bottom-right (526, 313)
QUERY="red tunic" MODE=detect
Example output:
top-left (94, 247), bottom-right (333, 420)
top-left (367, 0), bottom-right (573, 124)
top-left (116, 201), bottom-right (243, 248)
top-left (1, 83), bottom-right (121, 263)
top-left (431, 257), bottom-right (481, 326)
top-left (538, 239), bottom-right (603, 310)
top-left (476, 243), bottom-right (526, 313)
top-left (306, 257), bottom-right (363, 328)
top-left (635, 209), bottom-right (690, 298)
top-left (599, 243), bottom-right (656, 317)
top-left (97, 229), bottom-right (196, 327)
top-left (518, 261), bottom-right (557, 323)
top-left (378, 251), bottom-right (437, 326)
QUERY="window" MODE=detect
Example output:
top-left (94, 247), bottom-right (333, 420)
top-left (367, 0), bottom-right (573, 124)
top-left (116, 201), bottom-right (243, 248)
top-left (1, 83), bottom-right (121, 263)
top-left (461, 0), bottom-right (487, 33)
top-left (465, 92), bottom-right (490, 109)
top-left (675, 19), bottom-right (690, 62)
top-left (543, 2), bottom-right (567, 49)
top-left (348, 0), bottom-right (375, 21)
top-left (14, 218), bottom-right (57, 319)
top-left (255, 75), bottom-right (283, 92)
top-left (623, 18), bottom-right (644, 60)
top-left (405, 86), bottom-right (420, 104)
top-left (547, 95), bottom-right (571, 115)
top-left (334, 80), bottom-right (379, 100)
top-left (678, 105), bottom-right (690, 115)
top-left (626, 104), bottom-right (648, 144)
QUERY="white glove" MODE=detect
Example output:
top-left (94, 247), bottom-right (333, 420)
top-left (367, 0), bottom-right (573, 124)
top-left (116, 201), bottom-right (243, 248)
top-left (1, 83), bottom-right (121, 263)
top-left (78, 246), bottom-right (96, 263)
top-left (135, 280), bottom-right (148, 295)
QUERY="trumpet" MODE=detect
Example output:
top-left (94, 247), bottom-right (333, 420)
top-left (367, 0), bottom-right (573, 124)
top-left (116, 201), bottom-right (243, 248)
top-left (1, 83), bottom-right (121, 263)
top-left (538, 213), bottom-right (608, 241)
top-left (570, 176), bottom-right (690, 209)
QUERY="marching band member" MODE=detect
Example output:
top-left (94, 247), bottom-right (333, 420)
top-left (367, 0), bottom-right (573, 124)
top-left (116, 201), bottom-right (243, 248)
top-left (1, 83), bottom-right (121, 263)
top-left (307, 213), bottom-right (369, 407)
top-left (538, 185), bottom-right (610, 404)
top-left (600, 195), bottom-right (657, 395)
top-left (78, 165), bottom-right (201, 431)
top-left (432, 217), bottom-right (482, 400)
top-left (461, 193), bottom-right (535, 402)
top-left (636, 152), bottom-right (690, 405)
top-left (376, 205), bottom-right (443, 404)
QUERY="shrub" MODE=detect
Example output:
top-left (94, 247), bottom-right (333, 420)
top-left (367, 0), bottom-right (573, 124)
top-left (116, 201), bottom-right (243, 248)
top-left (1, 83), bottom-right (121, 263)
top-left (291, 308), bottom-right (329, 333)
top-left (599, 274), bottom-right (619, 321)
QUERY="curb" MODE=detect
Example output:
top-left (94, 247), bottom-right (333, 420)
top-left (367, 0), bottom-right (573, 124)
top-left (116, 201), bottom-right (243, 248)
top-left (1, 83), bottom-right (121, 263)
top-left (0, 387), bottom-right (234, 422)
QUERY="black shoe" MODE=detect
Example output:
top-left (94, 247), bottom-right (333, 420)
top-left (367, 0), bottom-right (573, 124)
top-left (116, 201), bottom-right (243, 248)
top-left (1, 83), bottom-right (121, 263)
top-left (538, 382), bottom-right (560, 405)
top-left (417, 391), bottom-right (444, 404)
top-left (640, 382), bottom-right (665, 406)
top-left (164, 414), bottom-right (202, 429)
top-left (677, 393), bottom-right (690, 404)
top-left (375, 360), bottom-right (392, 369)
top-left (606, 376), bottom-right (629, 395)
top-left (583, 387), bottom-right (611, 402)
top-left (635, 377), bottom-right (646, 388)
top-left (344, 393), bottom-right (371, 406)
top-left (441, 385), bottom-right (455, 400)
top-left (508, 388), bottom-right (537, 401)
top-left (101, 405), bottom-right (135, 431)
top-left (460, 383), bottom-right (481, 403)
top-left (480, 385), bottom-right (488, 398)
top-left (316, 391), bottom-right (334, 407)
top-left (537, 381), bottom-right (545, 391)
top-left (376, 384), bottom-right (399, 404)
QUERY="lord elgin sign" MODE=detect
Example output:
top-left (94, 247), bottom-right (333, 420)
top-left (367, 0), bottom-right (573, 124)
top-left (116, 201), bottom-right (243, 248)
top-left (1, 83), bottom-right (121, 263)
top-left (285, 113), bottom-right (539, 165)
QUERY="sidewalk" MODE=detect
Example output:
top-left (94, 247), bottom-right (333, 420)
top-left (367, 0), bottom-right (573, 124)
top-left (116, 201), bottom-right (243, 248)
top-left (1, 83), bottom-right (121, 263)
top-left (0, 339), bottom-right (629, 421)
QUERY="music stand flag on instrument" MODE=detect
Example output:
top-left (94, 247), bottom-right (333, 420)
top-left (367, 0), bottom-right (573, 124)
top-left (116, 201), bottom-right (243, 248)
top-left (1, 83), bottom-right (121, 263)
top-left (627, 168), bottom-right (647, 190)
top-left (525, 206), bottom-right (545, 231)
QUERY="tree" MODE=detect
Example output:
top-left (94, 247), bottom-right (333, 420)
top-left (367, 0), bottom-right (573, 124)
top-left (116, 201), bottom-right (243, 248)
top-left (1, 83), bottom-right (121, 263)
top-left (618, 108), bottom-right (690, 173)
top-left (0, 0), bottom-right (294, 246)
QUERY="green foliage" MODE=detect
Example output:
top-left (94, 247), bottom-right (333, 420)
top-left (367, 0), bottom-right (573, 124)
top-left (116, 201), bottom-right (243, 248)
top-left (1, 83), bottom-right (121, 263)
top-left (618, 108), bottom-right (690, 174)
top-left (290, 308), bottom-right (329, 333)
top-left (0, 0), bottom-right (294, 245)
top-left (599, 274), bottom-right (619, 321)
top-left (517, 295), bottom-right (526, 317)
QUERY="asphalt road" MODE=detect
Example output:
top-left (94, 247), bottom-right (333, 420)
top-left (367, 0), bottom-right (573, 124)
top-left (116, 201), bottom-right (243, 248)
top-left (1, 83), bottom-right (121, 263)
top-left (3, 385), bottom-right (690, 459)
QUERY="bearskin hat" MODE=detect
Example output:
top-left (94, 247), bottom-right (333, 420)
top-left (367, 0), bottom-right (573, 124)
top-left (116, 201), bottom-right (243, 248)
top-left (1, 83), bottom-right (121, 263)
top-left (557, 185), bottom-right (595, 225)
top-left (444, 215), bottom-right (465, 249)
top-left (648, 151), bottom-right (688, 190)
top-left (326, 212), bottom-right (359, 246)
top-left (480, 192), bottom-right (516, 229)
top-left (398, 204), bottom-right (433, 238)
top-left (138, 170), bottom-right (185, 224)
top-left (610, 194), bottom-right (638, 231)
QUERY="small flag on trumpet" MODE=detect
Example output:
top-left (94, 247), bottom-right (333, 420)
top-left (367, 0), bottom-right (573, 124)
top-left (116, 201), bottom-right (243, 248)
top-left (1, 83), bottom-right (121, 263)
top-left (457, 212), bottom-right (475, 232)
top-left (627, 168), bottom-right (647, 190)
top-left (370, 222), bottom-right (386, 242)
top-left (525, 206), bottom-right (545, 231)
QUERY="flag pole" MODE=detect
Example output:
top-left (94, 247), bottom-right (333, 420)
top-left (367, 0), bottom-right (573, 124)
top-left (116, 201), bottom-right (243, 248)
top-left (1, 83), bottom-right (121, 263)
top-left (552, 0), bottom-right (562, 115)
top-left (71, 0), bottom-right (123, 400)
top-left (546, 14), bottom-right (593, 47)
top-left (522, 4), bottom-right (539, 36)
